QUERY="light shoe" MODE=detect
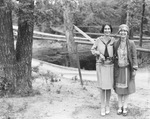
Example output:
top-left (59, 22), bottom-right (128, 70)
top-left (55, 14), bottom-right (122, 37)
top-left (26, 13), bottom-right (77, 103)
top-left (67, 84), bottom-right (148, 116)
top-left (106, 106), bottom-right (110, 114)
top-left (101, 108), bottom-right (105, 116)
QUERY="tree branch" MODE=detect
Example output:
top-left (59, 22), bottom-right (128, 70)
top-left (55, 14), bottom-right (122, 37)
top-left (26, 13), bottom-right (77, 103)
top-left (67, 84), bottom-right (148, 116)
top-left (89, 2), bottom-right (101, 25)
top-left (0, 0), bottom-right (4, 6)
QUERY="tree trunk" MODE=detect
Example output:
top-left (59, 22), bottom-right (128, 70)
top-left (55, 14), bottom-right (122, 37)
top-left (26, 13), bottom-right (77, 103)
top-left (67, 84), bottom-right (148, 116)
top-left (0, 2), bottom-right (16, 95)
top-left (121, 10), bottom-right (126, 24)
top-left (129, 27), bottom-right (133, 39)
top-left (126, 0), bottom-right (134, 39)
top-left (63, 1), bottom-right (78, 68)
top-left (15, 0), bottom-right (34, 96)
top-left (139, 0), bottom-right (145, 47)
top-left (126, 1), bottom-right (130, 26)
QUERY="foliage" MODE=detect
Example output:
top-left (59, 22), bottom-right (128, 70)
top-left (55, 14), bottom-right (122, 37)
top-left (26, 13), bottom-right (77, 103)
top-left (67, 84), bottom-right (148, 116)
top-left (114, 0), bottom-right (150, 35)
top-left (0, 77), bottom-right (12, 96)
top-left (88, 1), bottom-right (121, 25)
top-left (11, 0), bottom-right (150, 35)
top-left (34, 0), bottom-right (64, 32)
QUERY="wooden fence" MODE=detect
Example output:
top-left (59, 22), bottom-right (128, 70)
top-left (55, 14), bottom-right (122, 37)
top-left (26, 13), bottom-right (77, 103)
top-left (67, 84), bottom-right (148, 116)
top-left (13, 25), bottom-right (150, 53)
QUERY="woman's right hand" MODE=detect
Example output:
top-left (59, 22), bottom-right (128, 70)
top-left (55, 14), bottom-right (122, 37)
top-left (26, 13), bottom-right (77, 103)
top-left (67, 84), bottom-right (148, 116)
top-left (100, 54), bottom-right (105, 60)
top-left (94, 51), bottom-right (100, 56)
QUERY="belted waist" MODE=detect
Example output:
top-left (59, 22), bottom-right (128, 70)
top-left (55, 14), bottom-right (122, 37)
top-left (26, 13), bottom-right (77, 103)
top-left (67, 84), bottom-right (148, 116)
top-left (96, 57), bottom-right (114, 64)
top-left (105, 57), bottom-right (113, 61)
top-left (103, 59), bottom-right (113, 64)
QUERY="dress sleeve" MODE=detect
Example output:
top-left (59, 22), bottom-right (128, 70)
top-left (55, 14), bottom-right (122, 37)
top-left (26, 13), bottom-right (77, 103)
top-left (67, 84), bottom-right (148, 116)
top-left (131, 41), bottom-right (138, 70)
top-left (91, 38), bottom-right (99, 56)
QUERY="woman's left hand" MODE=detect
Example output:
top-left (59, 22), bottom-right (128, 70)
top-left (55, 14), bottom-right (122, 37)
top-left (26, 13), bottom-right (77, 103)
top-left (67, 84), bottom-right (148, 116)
top-left (132, 70), bottom-right (136, 77)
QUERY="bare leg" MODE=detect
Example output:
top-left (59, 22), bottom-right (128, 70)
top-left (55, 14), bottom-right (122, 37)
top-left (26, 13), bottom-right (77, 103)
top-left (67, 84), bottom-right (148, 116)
top-left (123, 94), bottom-right (129, 108)
top-left (100, 88), bottom-right (105, 115)
top-left (122, 94), bottom-right (129, 116)
top-left (117, 94), bottom-right (123, 114)
top-left (118, 94), bottom-right (123, 108)
top-left (106, 89), bottom-right (111, 107)
top-left (106, 89), bottom-right (111, 114)
top-left (100, 88), bottom-right (105, 108)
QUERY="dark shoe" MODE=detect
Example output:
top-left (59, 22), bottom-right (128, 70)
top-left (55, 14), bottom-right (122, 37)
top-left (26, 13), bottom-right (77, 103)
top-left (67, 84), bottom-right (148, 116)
top-left (122, 108), bottom-right (128, 116)
top-left (117, 107), bottom-right (123, 115)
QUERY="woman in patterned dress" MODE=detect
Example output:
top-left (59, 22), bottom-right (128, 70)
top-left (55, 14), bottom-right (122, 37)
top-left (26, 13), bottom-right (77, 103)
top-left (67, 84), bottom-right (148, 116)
top-left (91, 24), bottom-right (115, 116)
top-left (113, 24), bottom-right (138, 116)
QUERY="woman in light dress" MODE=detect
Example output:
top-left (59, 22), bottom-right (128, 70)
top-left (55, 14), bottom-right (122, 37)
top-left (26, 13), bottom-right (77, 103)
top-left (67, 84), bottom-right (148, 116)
top-left (91, 24), bottom-right (115, 116)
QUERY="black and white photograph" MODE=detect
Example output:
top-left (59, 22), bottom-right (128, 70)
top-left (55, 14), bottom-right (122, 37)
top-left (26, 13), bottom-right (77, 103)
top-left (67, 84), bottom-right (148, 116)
top-left (0, 0), bottom-right (150, 119)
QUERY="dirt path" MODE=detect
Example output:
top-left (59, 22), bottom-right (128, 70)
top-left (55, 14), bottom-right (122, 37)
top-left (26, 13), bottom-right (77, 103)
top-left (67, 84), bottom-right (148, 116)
top-left (0, 60), bottom-right (150, 119)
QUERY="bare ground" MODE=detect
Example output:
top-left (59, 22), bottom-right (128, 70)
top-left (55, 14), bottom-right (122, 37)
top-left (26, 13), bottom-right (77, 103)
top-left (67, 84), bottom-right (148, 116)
top-left (0, 61), bottom-right (150, 119)
top-left (0, 40), bottom-right (150, 119)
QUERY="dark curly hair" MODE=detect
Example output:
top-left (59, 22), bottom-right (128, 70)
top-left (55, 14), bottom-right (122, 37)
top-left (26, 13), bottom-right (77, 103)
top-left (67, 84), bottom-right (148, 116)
top-left (101, 24), bottom-right (113, 33)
